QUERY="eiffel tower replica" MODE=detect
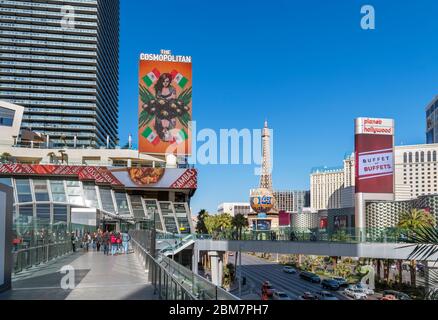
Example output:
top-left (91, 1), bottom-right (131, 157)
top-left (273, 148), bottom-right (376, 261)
top-left (259, 121), bottom-right (278, 214)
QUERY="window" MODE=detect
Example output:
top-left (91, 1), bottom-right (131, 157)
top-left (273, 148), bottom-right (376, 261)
top-left (0, 106), bottom-right (15, 127)
top-left (50, 181), bottom-right (66, 202)
top-left (144, 200), bottom-right (161, 228)
top-left (16, 179), bottom-right (32, 203)
top-left (130, 195), bottom-right (145, 219)
top-left (83, 183), bottom-right (98, 208)
top-left (18, 204), bottom-right (33, 223)
top-left (33, 180), bottom-right (50, 202)
top-left (403, 153), bottom-right (408, 163)
top-left (36, 204), bottom-right (50, 221)
top-left (0, 178), bottom-right (12, 187)
top-left (66, 181), bottom-right (83, 205)
top-left (409, 153), bottom-right (413, 163)
top-left (421, 152), bottom-right (425, 163)
top-left (99, 188), bottom-right (114, 213)
top-left (415, 152), bottom-right (419, 163)
top-left (428, 151), bottom-right (432, 162)
top-left (114, 192), bottom-right (130, 215)
top-left (434, 151), bottom-right (437, 162)
top-left (54, 205), bottom-right (67, 223)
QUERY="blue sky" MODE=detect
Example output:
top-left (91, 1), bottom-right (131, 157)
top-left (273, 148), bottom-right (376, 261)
top-left (118, 0), bottom-right (438, 215)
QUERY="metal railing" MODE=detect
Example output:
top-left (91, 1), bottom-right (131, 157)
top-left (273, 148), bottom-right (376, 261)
top-left (158, 255), bottom-right (238, 300)
top-left (130, 236), bottom-right (196, 300)
top-left (13, 241), bottom-right (73, 274)
top-left (129, 232), bottom-right (239, 300)
top-left (190, 227), bottom-right (434, 244)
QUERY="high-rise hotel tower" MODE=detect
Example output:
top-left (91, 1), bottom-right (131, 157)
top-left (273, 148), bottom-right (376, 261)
top-left (0, 0), bottom-right (119, 148)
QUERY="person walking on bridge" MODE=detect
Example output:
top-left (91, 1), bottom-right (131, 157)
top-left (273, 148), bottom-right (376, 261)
top-left (103, 231), bottom-right (110, 255)
top-left (110, 232), bottom-right (117, 256)
top-left (122, 232), bottom-right (131, 254)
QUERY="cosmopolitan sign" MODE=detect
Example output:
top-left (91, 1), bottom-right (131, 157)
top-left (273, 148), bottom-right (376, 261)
top-left (355, 118), bottom-right (394, 194)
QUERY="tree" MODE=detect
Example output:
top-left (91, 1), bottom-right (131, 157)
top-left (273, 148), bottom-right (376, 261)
top-left (222, 263), bottom-right (235, 289)
top-left (402, 227), bottom-right (438, 299)
top-left (398, 209), bottom-right (435, 287)
top-left (232, 214), bottom-right (249, 240)
top-left (398, 209), bottom-right (435, 230)
top-left (303, 256), bottom-right (323, 273)
top-left (334, 260), bottom-right (352, 279)
top-left (0, 152), bottom-right (11, 163)
top-left (196, 209), bottom-right (209, 234)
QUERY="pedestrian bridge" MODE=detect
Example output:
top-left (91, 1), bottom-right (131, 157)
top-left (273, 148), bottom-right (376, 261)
top-left (194, 239), bottom-right (438, 261)
top-left (0, 234), bottom-right (238, 300)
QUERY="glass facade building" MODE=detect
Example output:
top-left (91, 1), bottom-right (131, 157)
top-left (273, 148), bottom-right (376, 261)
top-left (0, 0), bottom-right (119, 148)
top-left (426, 96), bottom-right (438, 144)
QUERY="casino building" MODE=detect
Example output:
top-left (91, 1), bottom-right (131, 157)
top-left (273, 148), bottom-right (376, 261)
top-left (0, 101), bottom-right (197, 247)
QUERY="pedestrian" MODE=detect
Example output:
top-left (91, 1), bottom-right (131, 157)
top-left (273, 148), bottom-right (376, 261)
top-left (110, 232), bottom-right (117, 256)
top-left (103, 231), bottom-right (110, 255)
top-left (96, 232), bottom-right (102, 252)
top-left (71, 232), bottom-right (76, 252)
top-left (122, 232), bottom-right (131, 254)
top-left (116, 233), bottom-right (122, 254)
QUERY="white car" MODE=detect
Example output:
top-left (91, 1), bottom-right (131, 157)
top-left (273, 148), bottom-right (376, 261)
top-left (354, 283), bottom-right (374, 295)
top-left (315, 291), bottom-right (339, 300)
top-left (273, 291), bottom-right (293, 300)
top-left (344, 288), bottom-right (368, 300)
top-left (283, 266), bottom-right (297, 274)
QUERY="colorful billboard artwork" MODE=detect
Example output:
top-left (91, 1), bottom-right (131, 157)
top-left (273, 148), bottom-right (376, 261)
top-left (355, 118), bottom-right (394, 194)
top-left (138, 53), bottom-right (192, 155)
top-left (110, 168), bottom-right (197, 190)
top-left (319, 217), bottom-right (328, 230)
top-left (334, 215), bottom-right (347, 231)
top-left (279, 211), bottom-right (291, 226)
top-left (253, 220), bottom-right (272, 231)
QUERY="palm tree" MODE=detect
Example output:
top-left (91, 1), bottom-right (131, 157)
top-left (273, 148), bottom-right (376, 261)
top-left (232, 214), bottom-right (248, 240)
top-left (196, 209), bottom-right (209, 234)
top-left (402, 227), bottom-right (438, 299)
top-left (398, 209), bottom-right (435, 230)
top-left (398, 209), bottom-right (436, 287)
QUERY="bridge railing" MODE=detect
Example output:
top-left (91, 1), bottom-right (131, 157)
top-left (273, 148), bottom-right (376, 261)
top-left (130, 236), bottom-right (197, 300)
top-left (130, 231), bottom-right (239, 300)
top-left (191, 227), bottom-right (429, 244)
top-left (158, 255), bottom-right (238, 300)
top-left (13, 241), bottom-right (73, 274)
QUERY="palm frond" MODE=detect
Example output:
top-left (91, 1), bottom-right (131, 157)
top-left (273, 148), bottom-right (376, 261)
top-left (399, 226), bottom-right (438, 263)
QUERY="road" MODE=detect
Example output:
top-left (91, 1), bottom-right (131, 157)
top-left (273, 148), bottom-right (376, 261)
top-left (234, 253), bottom-right (350, 300)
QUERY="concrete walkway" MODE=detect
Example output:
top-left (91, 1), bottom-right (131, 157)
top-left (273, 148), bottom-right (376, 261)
top-left (0, 251), bottom-right (156, 300)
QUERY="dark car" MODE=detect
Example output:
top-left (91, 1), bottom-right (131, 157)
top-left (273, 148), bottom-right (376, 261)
top-left (383, 290), bottom-right (411, 300)
top-left (299, 271), bottom-right (321, 283)
top-left (321, 279), bottom-right (340, 291)
top-left (332, 277), bottom-right (349, 287)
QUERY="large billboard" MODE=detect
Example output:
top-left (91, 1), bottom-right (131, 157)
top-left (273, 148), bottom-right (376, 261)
top-left (138, 51), bottom-right (192, 155)
top-left (355, 118), bottom-right (394, 194)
